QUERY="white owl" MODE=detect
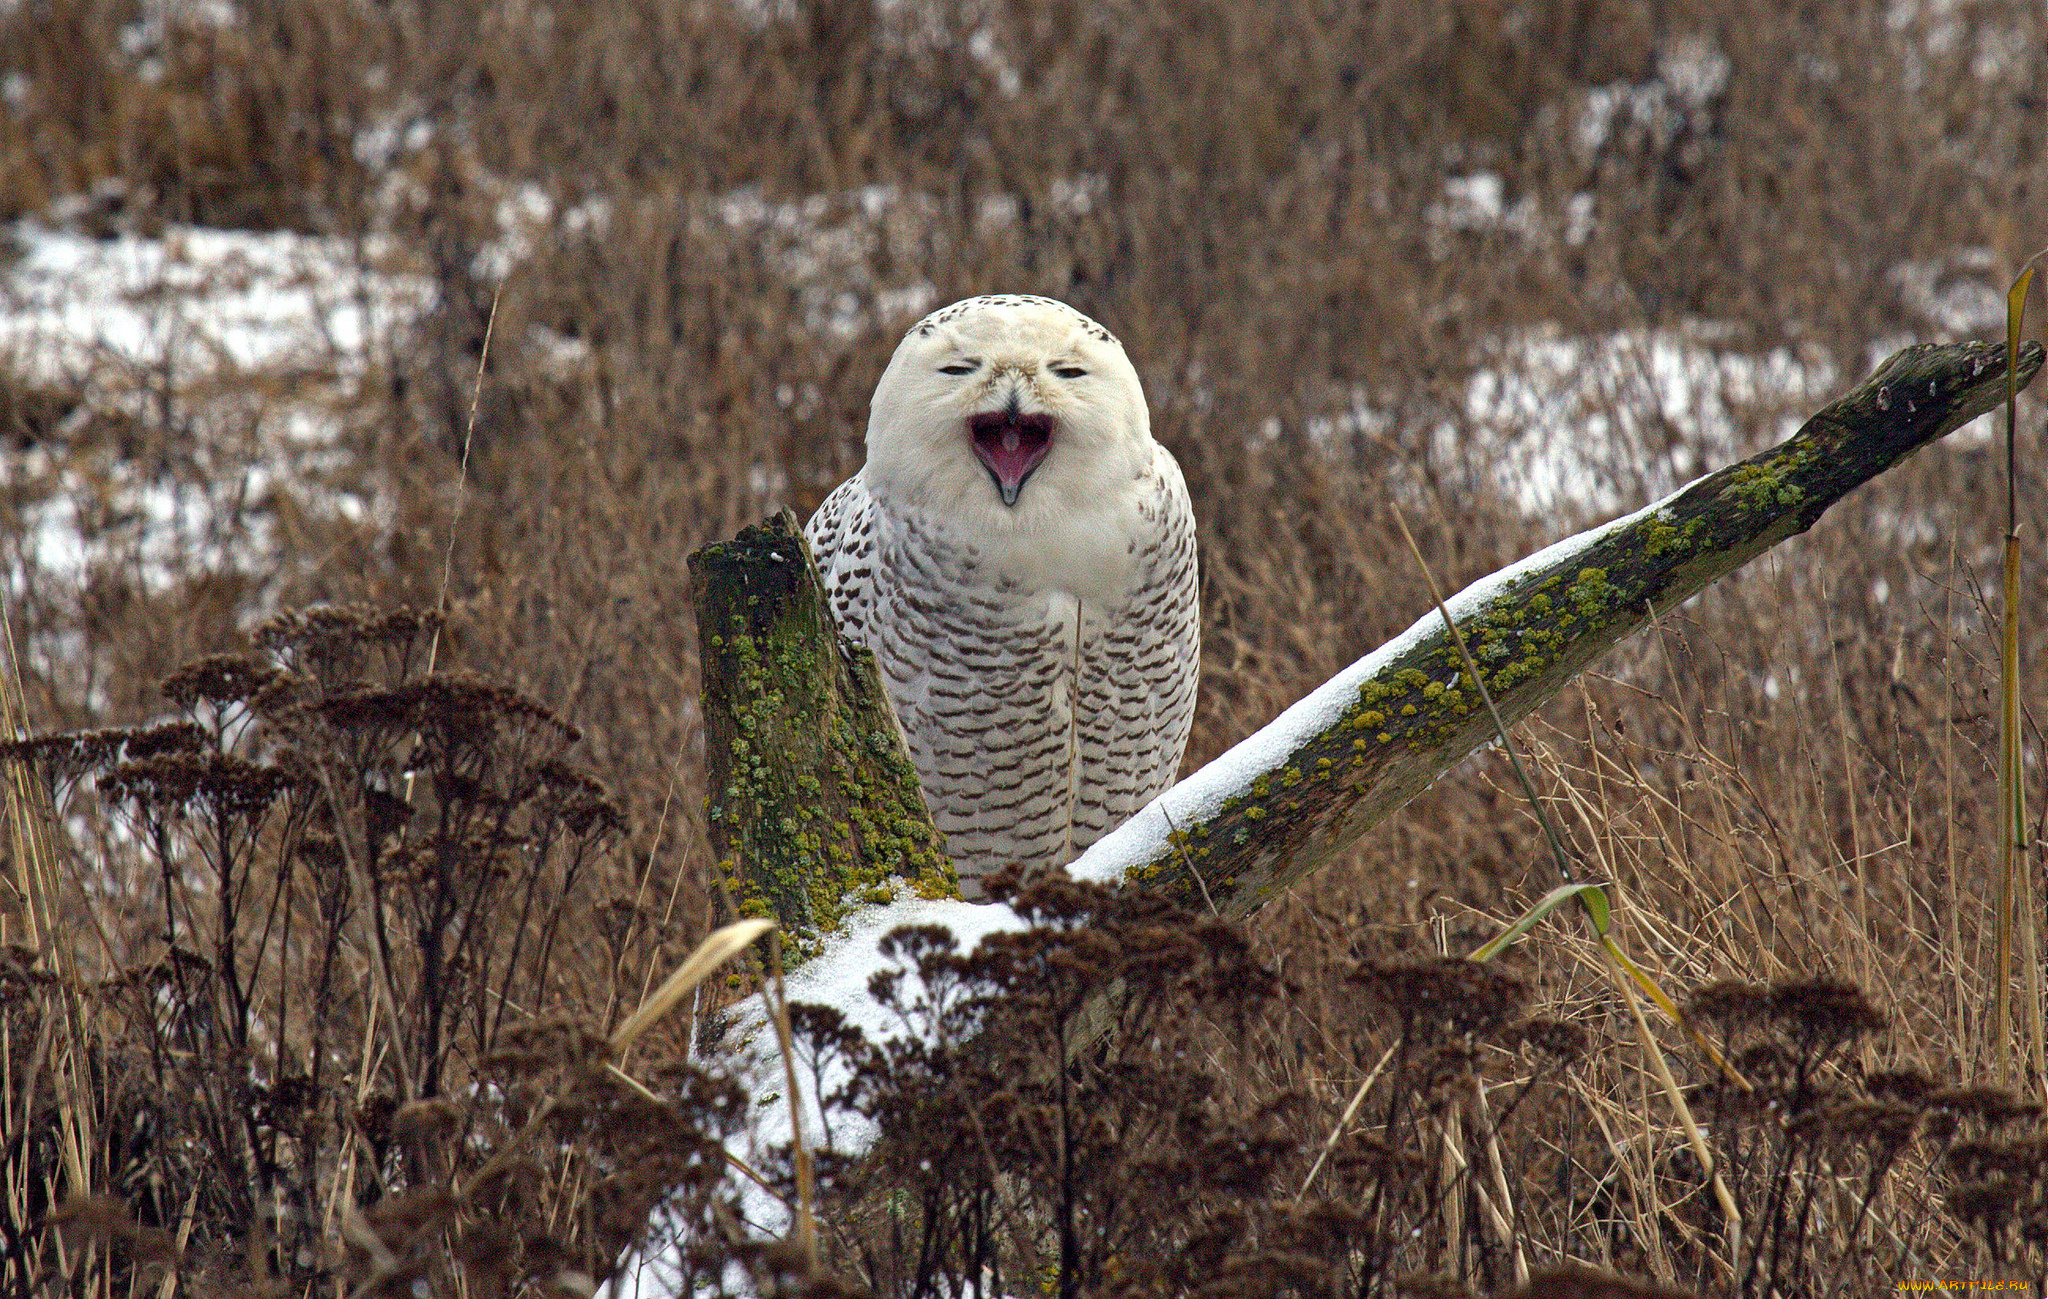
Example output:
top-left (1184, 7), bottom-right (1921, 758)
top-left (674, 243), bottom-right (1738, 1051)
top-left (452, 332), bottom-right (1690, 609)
top-left (805, 294), bottom-right (1200, 898)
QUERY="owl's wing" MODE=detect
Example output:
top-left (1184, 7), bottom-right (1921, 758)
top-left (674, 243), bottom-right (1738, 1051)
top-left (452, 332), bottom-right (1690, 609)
top-left (803, 472), bottom-right (882, 650)
top-left (1070, 448), bottom-right (1202, 850)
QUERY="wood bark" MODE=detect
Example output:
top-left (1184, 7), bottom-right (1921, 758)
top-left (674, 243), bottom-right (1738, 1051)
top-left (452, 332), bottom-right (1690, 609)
top-left (691, 341), bottom-right (2043, 940)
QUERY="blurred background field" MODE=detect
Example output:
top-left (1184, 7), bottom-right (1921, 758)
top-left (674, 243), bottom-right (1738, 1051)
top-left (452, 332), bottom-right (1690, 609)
top-left (2, 0), bottom-right (2046, 1293)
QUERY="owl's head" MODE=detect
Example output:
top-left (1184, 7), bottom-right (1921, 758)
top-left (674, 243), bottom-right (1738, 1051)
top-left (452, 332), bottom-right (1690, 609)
top-left (863, 295), bottom-right (1153, 526)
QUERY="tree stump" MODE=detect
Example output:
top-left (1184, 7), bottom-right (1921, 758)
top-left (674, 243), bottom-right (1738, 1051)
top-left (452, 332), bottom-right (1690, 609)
top-left (689, 509), bottom-right (952, 949)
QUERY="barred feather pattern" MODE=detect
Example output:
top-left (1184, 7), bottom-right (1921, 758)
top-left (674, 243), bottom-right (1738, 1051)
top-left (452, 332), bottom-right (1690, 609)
top-left (806, 464), bottom-right (1198, 893)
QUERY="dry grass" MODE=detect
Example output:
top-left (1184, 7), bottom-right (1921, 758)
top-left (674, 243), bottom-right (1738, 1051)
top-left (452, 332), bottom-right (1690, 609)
top-left (3, 0), bottom-right (2047, 1293)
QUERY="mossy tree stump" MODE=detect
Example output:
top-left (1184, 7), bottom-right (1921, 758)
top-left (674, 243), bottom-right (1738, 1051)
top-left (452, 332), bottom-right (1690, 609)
top-left (689, 509), bottom-right (953, 949)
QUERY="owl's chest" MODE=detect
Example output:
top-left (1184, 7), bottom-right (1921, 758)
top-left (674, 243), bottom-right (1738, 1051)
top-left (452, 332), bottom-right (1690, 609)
top-left (884, 500), bottom-right (1146, 613)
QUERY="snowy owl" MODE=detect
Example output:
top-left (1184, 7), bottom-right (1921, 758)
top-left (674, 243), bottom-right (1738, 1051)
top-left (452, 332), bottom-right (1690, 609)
top-left (805, 294), bottom-right (1200, 898)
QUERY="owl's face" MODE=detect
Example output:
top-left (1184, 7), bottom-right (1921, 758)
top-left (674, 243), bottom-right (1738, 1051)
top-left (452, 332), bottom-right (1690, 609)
top-left (864, 296), bottom-right (1153, 527)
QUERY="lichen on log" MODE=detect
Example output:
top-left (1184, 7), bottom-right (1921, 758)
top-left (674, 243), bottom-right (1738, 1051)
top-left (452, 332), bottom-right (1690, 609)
top-left (1096, 339), bottom-right (2045, 915)
top-left (688, 509), bottom-right (953, 949)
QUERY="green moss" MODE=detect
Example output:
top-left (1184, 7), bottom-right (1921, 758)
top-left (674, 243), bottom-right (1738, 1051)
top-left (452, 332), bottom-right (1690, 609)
top-left (713, 607), bottom-right (957, 961)
top-left (1643, 510), bottom-right (1708, 558)
top-left (1726, 450), bottom-right (1812, 514)
top-left (1566, 567), bottom-right (1619, 622)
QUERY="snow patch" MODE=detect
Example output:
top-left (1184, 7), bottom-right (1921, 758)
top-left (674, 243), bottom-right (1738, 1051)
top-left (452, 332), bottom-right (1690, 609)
top-left (1454, 326), bottom-right (1834, 516)
top-left (0, 221), bottom-right (432, 596)
top-left (607, 886), bottom-right (1033, 1298)
top-left (0, 222), bottom-right (431, 386)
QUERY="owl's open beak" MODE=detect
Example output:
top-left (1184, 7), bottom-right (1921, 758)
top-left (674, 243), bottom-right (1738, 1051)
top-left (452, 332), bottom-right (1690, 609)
top-left (969, 410), bottom-right (1055, 506)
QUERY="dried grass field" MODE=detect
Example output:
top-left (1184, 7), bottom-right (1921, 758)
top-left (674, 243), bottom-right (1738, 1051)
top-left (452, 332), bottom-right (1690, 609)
top-left (3, 0), bottom-right (2047, 1294)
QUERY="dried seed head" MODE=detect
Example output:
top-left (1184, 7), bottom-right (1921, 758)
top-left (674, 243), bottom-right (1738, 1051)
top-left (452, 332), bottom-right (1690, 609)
top-left (1350, 956), bottom-right (1529, 1038)
top-left (257, 603), bottom-right (441, 681)
top-left (486, 1018), bottom-right (613, 1076)
top-left (1682, 979), bottom-right (1770, 1033)
top-left (1329, 1131), bottom-right (1429, 1183)
top-left (1499, 1262), bottom-right (1698, 1298)
top-left (353, 1093), bottom-right (398, 1146)
top-left (99, 750), bottom-right (289, 822)
top-left (1926, 1085), bottom-right (2042, 1130)
top-left (161, 652), bottom-right (282, 709)
top-left (42, 1196), bottom-right (179, 1268)
top-left (1791, 1099), bottom-right (1919, 1154)
top-left (390, 1097), bottom-right (460, 1150)
top-left (1945, 1136), bottom-right (2048, 1181)
top-left (1946, 1177), bottom-right (2024, 1233)
top-left (1392, 1276), bottom-right (1482, 1299)
top-left (1833, 1098), bottom-right (1922, 1152)
top-left (361, 1184), bottom-right (460, 1236)
top-left (1766, 977), bottom-right (1887, 1048)
top-left (1413, 1043), bottom-right (1483, 1092)
top-left (1507, 1016), bottom-right (1590, 1063)
top-left (536, 759), bottom-right (628, 836)
top-left (1732, 1041), bottom-right (1799, 1093)
top-left (0, 727), bottom-right (130, 785)
top-left (1863, 1067), bottom-right (1936, 1106)
top-left (121, 721), bottom-right (207, 759)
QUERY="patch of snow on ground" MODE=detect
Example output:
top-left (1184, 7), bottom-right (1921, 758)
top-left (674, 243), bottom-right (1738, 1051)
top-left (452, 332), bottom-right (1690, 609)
top-left (1886, 247), bottom-right (2007, 338)
top-left (1426, 172), bottom-right (1539, 239)
top-left (1454, 326), bottom-right (1836, 517)
top-left (707, 185), bottom-right (937, 338)
top-left (0, 222), bottom-right (429, 384)
top-left (0, 221), bottom-right (433, 595)
top-left (1576, 35), bottom-right (1729, 156)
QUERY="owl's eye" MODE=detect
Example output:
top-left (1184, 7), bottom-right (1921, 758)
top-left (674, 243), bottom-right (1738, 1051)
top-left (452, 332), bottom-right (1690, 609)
top-left (1052, 365), bottom-right (1088, 379)
top-left (938, 362), bottom-right (978, 375)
